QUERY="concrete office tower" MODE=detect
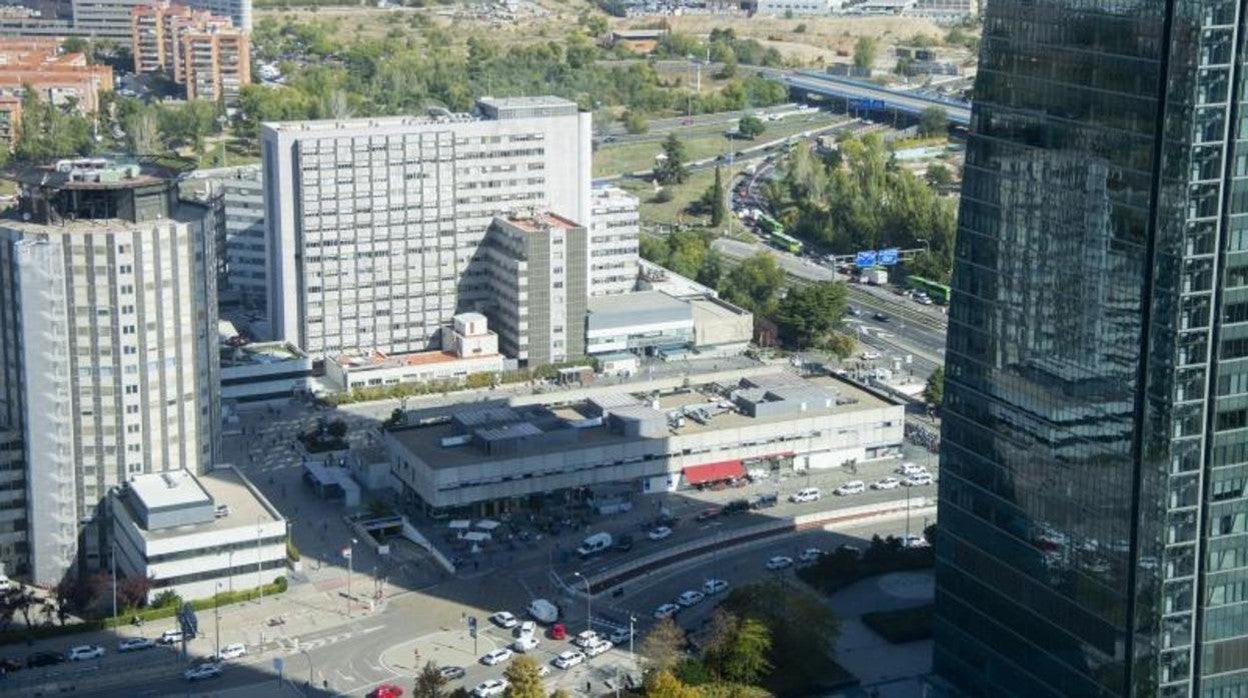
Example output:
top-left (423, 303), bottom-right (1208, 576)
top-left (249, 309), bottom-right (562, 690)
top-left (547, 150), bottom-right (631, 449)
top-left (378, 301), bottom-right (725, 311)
top-left (932, 0), bottom-right (1248, 696)
top-left (220, 166), bottom-right (265, 312)
top-left (483, 212), bottom-right (587, 365)
top-left (588, 186), bottom-right (639, 297)
top-left (262, 96), bottom-right (592, 361)
top-left (0, 158), bottom-right (219, 586)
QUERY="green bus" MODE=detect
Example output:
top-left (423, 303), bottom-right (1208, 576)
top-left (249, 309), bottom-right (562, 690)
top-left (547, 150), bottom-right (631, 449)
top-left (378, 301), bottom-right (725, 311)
top-left (756, 212), bottom-right (784, 235)
top-left (907, 276), bottom-right (951, 304)
top-left (770, 231), bottom-right (803, 254)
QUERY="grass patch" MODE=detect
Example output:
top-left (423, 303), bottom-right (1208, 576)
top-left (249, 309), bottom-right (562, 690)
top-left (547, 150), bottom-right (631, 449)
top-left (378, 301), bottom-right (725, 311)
top-left (861, 603), bottom-right (934, 644)
top-left (619, 169), bottom-right (717, 226)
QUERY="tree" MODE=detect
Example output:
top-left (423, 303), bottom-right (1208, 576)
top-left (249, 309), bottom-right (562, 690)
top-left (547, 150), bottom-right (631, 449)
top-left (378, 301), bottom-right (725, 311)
top-left (641, 617), bottom-right (687, 670)
top-left (549, 691), bottom-right (572, 698)
top-left (655, 133), bottom-right (688, 185)
top-left (644, 669), bottom-right (700, 698)
top-left (702, 608), bottom-right (740, 677)
top-left (775, 281), bottom-right (848, 348)
top-left (723, 618), bottom-right (773, 684)
top-left (13, 87), bottom-right (95, 162)
top-left (923, 366), bottom-right (944, 407)
top-left (736, 115), bottom-right (765, 139)
top-left (125, 107), bottom-right (160, 155)
top-left (925, 162), bottom-right (952, 188)
top-left (622, 110), bottom-right (649, 134)
top-left (852, 37), bottom-right (877, 70)
top-left (503, 655), bottom-right (545, 698)
top-left (61, 37), bottom-right (90, 55)
top-left (414, 660), bottom-right (450, 698)
top-left (327, 419), bottom-right (349, 439)
top-left (117, 575), bottom-right (154, 610)
top-left (708, 166), bottom-right (726, 226)
top-left (918, 106), bottom-right (949, 136)
top-left (723, 253), bottom-right (785, 316)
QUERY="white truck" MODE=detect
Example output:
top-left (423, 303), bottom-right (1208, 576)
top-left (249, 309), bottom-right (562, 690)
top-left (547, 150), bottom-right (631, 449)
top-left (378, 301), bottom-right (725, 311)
top-left (576, 532), bottom-right (613, 558)
top-left (864, 268), bottom-right (889, 285)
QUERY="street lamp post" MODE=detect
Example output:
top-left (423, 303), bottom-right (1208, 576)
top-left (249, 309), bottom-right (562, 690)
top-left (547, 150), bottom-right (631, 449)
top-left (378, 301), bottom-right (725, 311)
top-left (214, 581), bottom-right (223, 659)
top-left (346, 538), bottom-right (357, 617)
top-left (573, 572), bottom-right (592, 632)
top-left (257, 517), bottom-right (264, 604)
top-left (110, 542), bottom-right (117, 628)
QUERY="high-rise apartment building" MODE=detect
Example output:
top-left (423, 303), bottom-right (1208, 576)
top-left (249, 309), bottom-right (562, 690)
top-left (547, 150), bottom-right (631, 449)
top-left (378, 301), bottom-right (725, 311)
top-left (0, 0), bottom-right (249, 48)
top-left (483, 212), bottom-right (587, 365)
top-left (131, 1), bottom-right (249, 103)
top-left (0, 158), bottom-right (219, 586)
top-left (261, 96), bottom-right (592, 361)
top-left (588, 186), bottom-right (639, 297)
top-left (933, 1), bottom-right (1248, 696)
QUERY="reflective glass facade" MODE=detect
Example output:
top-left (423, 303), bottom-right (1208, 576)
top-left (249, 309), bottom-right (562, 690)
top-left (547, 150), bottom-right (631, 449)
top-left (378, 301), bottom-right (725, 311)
top-left (935, 0), bottom-right (1248, 696)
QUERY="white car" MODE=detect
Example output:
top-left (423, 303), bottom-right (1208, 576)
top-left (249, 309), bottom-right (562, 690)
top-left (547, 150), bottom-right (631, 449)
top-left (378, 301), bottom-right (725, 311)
top-left (765, 556), bottom-right (794, 570)
top-left (473, 679), bottom-right (509, 697)
top-left (67, 645), bottom-right (104, 661)
top-left (573, 630), bottom-right (600, 649)
top-left (834, 481), bottom-right (865, 496)
top-left (901, 534), bottom-right (930, 549)
top-left (702, 579), bottom-right (729, 595)
top-left (607, 627), bottom-right (634, 644)
top-left (584, 639), bottom-right (613, 657)
top-left (216, 643), bottom-right (247, 661)
top-left (537, 664), bottom-right (551, 678)
top-left (513, 620), bottom-right (536, 638)
top-left (553, 650), bottom-right (586, 669)
top-left (872, 477), bottom-right (901, 490)
top-left (648, 526), bottom-right (673, 541)
top-left (677, 590), bottom-right (705, 607)
top-left (798, 548), bottom-right (823, 563)
top-left (118, 637), bottom-right (156, 652)
top-left (481, 648), bottom-right (513, 666)
top-left (490, 611), bottom-right (518, 629)
top-left (746, 468), bottom-right (769, 481)
top-left (512, 635), bottom-right (540, 653)
top-left (860, 351), bottom-right (882, 360)
top-left (654, 603), bottom-right (681, 619)
top-left (159, 629), bottom-right (184, 645)
top-left (903, 474), bottom-right (934, 487)
top-left (183, 663), bottom-right (222, 681)
top-left (896, 462), bottom-right (927, 476)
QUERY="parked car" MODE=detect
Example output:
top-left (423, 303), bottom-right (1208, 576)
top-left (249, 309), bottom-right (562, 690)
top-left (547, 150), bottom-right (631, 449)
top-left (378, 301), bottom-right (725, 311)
top-left (537, 664), bottom-right (551, 678)
top-left (896, 462), bottom-right (927, 476)
top-left (722, 499), bottom-right (750, 516)
top-left (438, 666), bottom-right (466, 681)
top-left (648, 526), bottom-right (672, 541)
top-left (749, 493), bottom-right (778, 509)
top-left (490, 611), bottom-right (518, 629)
top-left (695, 508), bottom-right (721, 522)
top-left (481, 648), bottom-right (513, 666)
top-left (903, 474), bottom-right (934, 487)
top-left (901, 534), bottom-right (930, 549)
top-left (765, 556), bottom-right (794, 570)
top-left (834, 481), bottom-right (865, 496)
top-left (584, 639), bottom-right (613, 658)
top-left (473, 679), bottom-right (508, 697)
top-left (26, 651), bottom-right (65, 668)
top-left (653, 603), bottom-right (681, 619)
top-left (513, 621), bottom-right (536, 638)
top-left (159, 629), bottom-right (184, 645)
top-left (607, 627), bottom-right (634, 645)
top-left (553, 650), bottom-right (586, 669)
top-left (183, 663), bottom-right (222, 682)
top-left (549, 623), bottom-right (568, 641)
top-left (512, 636), bottom-right (540, 653)
top-left (118, 637), bottom-right (156, 652)
top-left (372, 684), bottom-right (405, 698)
top-left (871, 477), bottom-right (901, 490)
top-left (613, 534), bottom-right (634, 552)
top-left (677, 590), bottom-right (705, 607)
top-left (703, 579), bottom-right (729, 595)
top-left (572, 630), bottom-right (600, 649)
top-left (67, 645), bottom-right (104, 661)
top-left (860, 351), bottom-right (881, 361)
top-left (216, 643), bottom-right (247, 661)
top-left (799, 548), bottom-right (824, 563)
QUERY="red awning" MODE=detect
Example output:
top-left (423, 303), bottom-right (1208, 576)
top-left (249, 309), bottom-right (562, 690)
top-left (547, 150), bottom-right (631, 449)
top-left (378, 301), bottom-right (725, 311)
top-left (683, 460), bottom-right (745, 485)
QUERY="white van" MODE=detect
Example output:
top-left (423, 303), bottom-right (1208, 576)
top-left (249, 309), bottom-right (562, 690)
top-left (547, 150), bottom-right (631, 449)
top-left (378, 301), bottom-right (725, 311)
top-left (834, 481), bottom-right (866, 496)
top-left (576, 532), bottom-right (613, 558)
top-left (790, 487), bottom-right (821, 503)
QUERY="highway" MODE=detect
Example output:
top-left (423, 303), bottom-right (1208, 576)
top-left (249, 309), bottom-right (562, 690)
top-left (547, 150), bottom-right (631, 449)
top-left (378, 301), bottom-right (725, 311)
top-left (784, 72), bottom-right (971, 126)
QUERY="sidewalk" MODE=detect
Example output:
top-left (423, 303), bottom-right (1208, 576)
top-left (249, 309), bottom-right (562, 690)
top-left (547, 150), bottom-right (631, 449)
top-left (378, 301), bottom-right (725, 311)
top-left (823, 571), bottom-right (935, 698)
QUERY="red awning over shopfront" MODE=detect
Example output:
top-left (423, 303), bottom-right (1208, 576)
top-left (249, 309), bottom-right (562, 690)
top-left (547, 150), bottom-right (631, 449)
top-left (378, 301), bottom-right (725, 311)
top-left (683, 460), bottom-right (745, 485)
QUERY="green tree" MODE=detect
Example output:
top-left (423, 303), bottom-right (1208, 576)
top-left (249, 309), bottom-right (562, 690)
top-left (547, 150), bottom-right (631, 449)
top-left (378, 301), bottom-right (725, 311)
top-left (852, 37), bottom-right (877, 70)
top-left (775, 281), bottom-right (848, 349)
top-left (641, 617), bottom-right (687, 670)
top-left (697, 249), bottom-right (727, 289)
top-left (736, 114), bottom-right (765, 139)
top-left (721, 581), bottom-right (841, 694)
top-left (723, 618), bottom-right (773, 685)
top-left (723, 253), bottom-right (785, 316)
top-left (61, 37), bottom-right (90, 54)
top-left (13, 87), bottom-right (95, 162)
top-left (655, 133), bottom-right (688, 185)
top-left (622, 110), bottom-right (649, 134)
top-left (918, 106), bottom-right (949, 136)
top-left (709, 166), bottom-right (726, 226)
top-left (923, 366), bottom-right (944, 407)
top-left (503, 655), bottom-right (545, 698)
top-left (644, 669), bottom-right (700, 698)
top-left (925, 162), bottom-right (952, 188)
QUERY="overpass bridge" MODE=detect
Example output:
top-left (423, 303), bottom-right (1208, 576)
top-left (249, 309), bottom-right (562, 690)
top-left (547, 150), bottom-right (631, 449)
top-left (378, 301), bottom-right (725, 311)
top-left (783, 71), bottom-right (972, 127)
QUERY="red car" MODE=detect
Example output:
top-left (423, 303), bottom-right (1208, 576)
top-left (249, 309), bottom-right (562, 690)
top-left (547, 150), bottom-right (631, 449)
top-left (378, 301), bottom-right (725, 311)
top-left (373, 684), bottom-right (404, 698)
top-left (549, 623), bottom-right (567, 641)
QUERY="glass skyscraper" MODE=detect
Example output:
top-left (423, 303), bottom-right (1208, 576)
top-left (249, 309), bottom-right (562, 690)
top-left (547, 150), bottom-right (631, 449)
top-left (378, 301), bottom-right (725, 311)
top-left (934, 0), bottom-right (1248, 696)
